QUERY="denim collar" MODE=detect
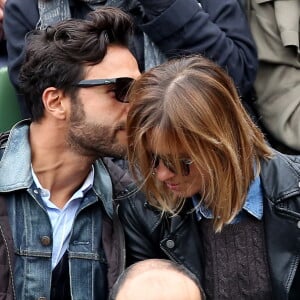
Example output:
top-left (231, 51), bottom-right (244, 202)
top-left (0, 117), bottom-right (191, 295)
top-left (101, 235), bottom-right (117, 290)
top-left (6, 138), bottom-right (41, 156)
top-left (0, 120), bottom-right (114, 217)
top-left (192, 175), bottom-right (263, 222)
top-left (31, 165), bottom-right (94, 203)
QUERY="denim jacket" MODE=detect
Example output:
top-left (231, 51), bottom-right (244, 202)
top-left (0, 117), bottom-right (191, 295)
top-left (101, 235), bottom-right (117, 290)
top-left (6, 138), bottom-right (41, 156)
top-left (0, 120), bottom-right (139, 300)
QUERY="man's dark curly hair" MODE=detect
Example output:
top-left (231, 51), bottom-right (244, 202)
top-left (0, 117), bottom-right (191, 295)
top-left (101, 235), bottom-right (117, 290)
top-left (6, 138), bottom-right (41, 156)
top-left (19, 7), bottom-right (134, 121)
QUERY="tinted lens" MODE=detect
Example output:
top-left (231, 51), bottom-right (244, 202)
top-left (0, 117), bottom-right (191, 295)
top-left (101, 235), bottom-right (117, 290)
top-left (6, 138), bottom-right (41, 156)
top-left (152, 155), bottom-right (160, 169)
top-left (151, 154), bottom-right (192, 176)
top-left (115, 78), bottom-right (133, 103)
top-left (152, 155), bottom-right (175, 173)
top-left (180, 159), bottom-right (192, 176)
top-left (73, 77), bottom-right (134, 103)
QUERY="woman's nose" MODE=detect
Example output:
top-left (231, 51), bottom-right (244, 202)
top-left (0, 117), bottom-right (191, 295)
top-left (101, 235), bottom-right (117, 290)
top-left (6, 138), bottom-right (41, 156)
top-left (155, 161), bottom-right (176, 181)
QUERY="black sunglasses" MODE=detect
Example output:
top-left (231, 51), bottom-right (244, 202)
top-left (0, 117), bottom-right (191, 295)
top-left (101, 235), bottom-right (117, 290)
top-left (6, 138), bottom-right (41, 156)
top-left (152, 154), bottom-right (193, 176)
top-left (73, 77), bottom-right (134, 103)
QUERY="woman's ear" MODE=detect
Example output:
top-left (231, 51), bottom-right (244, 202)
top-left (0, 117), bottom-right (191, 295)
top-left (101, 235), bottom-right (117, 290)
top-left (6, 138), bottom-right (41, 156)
top-left (42, 87), bottom-right (68, 120)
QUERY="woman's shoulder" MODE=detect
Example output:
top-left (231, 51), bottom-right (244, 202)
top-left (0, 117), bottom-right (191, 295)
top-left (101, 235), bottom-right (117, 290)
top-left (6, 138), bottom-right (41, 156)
top-left (260, 151), bottom-right (300, 200)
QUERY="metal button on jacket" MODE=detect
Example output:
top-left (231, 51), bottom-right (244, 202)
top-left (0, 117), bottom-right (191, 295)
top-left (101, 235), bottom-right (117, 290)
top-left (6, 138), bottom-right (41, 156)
top-left (166, 239), bottom-right (175, 249)
top-left (40, 235), bottom-right (51, 246)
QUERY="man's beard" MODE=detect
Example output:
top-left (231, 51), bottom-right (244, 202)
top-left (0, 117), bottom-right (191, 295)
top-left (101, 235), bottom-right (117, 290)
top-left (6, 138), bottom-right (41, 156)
top-left (66, 98), bottom-right (127, 159)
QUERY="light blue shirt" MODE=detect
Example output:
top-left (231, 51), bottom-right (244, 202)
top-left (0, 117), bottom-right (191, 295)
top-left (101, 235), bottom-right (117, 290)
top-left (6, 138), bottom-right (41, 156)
top-left (192, 176), bottom-right (263, 223)
top-left (31, 167), bottom-right (94, 269)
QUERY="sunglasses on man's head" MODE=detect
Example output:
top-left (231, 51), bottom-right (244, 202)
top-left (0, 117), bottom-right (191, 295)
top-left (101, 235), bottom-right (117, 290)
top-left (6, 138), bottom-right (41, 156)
top-left (151, 154), bottom-right (193, 176)
top-left (73, 77), bottom-right (134, 103)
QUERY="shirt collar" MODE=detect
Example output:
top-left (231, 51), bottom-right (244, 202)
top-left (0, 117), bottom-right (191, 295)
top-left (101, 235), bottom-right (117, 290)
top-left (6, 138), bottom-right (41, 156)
top-left (31, 165), bottom-right (94, 204)
top-left (193, 175), bottom-right (263, 222)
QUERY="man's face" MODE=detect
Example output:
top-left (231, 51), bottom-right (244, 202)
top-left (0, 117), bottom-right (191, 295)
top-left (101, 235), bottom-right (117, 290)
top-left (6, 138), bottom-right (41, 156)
top-left (67, 45), bottom-right (140, 158)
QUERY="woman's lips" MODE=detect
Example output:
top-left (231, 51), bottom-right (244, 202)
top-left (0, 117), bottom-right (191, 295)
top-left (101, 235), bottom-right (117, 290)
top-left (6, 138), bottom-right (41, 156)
top-left (165, 182), bottom-right (180, 191)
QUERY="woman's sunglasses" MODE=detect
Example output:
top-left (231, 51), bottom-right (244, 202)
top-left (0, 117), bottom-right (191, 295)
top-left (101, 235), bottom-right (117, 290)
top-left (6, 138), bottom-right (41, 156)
top-left (73, 77), bottom-right (134, 103)
top-left (152, 154), bottom-right (193, 176)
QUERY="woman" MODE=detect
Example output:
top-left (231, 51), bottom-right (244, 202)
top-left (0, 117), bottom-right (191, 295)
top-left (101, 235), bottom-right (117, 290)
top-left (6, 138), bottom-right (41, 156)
top-left (119, 55), bottom-right (300, 299)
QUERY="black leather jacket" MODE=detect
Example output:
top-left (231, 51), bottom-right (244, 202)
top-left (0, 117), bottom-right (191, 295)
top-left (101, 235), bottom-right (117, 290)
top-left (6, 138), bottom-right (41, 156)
top-left (118, 151), bottom-right (300, 300)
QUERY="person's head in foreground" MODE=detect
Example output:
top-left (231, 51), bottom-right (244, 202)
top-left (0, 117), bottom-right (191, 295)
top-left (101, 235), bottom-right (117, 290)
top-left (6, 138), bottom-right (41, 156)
top-left (110, 259), bottom-right (204, 300)
top-left (19, 6), bottom-right (140, 159)
top-left (127, 55), bottom-right (273, 232)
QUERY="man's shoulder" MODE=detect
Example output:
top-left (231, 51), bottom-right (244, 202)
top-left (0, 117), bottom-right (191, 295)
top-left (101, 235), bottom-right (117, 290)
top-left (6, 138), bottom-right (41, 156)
top-left (0, 131), bottom-right (10, 159)
top-left (101, 157), bottom-right (132, 183)
top-left (0, 131), bottom-right (9, 146)
top-left (0, 121), bottom-right (30, 164)
top-left (98, 157), bottom-right (138, 198)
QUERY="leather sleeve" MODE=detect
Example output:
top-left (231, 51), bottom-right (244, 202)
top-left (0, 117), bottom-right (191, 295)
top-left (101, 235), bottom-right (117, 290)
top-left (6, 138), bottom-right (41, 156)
top-left (117, 191), bottom-right (166, 266)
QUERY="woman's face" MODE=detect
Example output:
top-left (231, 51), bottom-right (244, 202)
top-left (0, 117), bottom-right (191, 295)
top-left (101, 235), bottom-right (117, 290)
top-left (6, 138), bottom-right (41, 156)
top-left (149, 142), bottom-right (205, 198)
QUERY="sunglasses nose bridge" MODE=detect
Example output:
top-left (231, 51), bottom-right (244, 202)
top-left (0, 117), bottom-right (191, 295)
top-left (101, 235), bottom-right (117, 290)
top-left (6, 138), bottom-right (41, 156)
top-left (152, 156), bottom-right (160, 169)
top-left (154, 162), bottom-right (177, 182)
top-left (153, 156), bottom-right (175, 174)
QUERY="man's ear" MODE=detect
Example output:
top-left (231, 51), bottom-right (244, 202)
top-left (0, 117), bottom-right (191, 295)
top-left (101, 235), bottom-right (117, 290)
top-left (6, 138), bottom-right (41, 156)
top-left (42, 87), bottom-right (68, 120)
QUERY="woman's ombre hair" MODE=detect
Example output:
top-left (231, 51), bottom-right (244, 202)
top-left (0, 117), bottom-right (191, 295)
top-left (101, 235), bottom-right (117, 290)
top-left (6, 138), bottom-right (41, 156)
top-left (127, 55), bottom-right (272, 232)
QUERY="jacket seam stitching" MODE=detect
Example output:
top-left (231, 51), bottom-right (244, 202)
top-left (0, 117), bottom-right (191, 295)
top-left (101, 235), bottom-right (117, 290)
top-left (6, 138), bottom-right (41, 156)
top-left (285, 254), bottom-right (299, 292)
top-left (0, 222), bottom-right (15, 299)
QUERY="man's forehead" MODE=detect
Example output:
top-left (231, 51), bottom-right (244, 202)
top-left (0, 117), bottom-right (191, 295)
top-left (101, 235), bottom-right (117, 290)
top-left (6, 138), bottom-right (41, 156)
top-left (84, 45), bottom-right (140, 80)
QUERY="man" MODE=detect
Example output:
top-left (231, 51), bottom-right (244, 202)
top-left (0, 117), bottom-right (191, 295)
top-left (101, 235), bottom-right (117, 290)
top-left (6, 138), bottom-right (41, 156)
top-left (4, 0), bottom-right (257, 118)
top-left (109, 259), bottom-right (205, 300)
top-left (0, 7), bottom-right (141, 300)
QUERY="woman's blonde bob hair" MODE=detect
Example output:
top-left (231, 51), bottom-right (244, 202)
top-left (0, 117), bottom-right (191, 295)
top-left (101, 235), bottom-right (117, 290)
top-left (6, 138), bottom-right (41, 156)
top-left (127, 55), bottom-right (272, 232)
